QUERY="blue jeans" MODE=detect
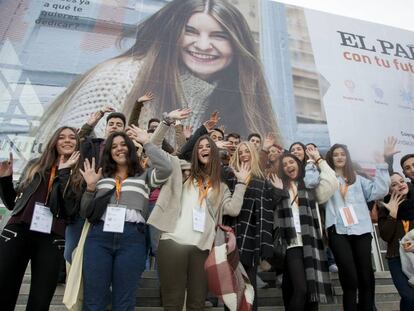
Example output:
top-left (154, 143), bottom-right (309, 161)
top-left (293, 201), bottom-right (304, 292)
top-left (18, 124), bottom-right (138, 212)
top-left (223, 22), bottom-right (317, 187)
top-left (388, 257), bottom-right (414, 311)
top-left (83, 222), bottom-right (147, 311)
top-left (64, 216), bottom-right (85, 263)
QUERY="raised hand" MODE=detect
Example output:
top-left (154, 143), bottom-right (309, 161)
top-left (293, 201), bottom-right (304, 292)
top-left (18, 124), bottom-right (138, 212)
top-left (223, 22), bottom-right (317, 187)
top-left (384, 136), bottom-right (400, 158)
top-left (137, 91), bottom-right (154, 103)
top-left (58, 151), bottom-right (80, 170)
top-left (203, 111), bottom-right (220, 132)
top-left (232, 162), bottom-right (251, 184)
top-left (263, 133), bottom-right (276, 152)
top-left (268, 173), bottom-right (283, 189)
top-left (79, 158), bottom-right (102, 191)
top-left (168, 108), bottom-right (192, 121)
top-left (215, 140), bottom-right (233, 150)
top-left (183, 125), bottom-right (193, 139)
top-left (0, 153), bottom-right (13, 177)
top-left (306, 145), bottom-right (321, 162)
top-left (380, 192), bottom-right (405, 218)
top-left (86, 106), bottom-right (115, 127)
top-left (126, 125), bottom-right (150, 145)
top-left (374, 151), bottom-right (385, 164)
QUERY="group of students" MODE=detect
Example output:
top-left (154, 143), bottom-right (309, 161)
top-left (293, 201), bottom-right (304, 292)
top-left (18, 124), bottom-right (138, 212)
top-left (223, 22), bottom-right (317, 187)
top-left (0, 104), bottom-right (413, 311)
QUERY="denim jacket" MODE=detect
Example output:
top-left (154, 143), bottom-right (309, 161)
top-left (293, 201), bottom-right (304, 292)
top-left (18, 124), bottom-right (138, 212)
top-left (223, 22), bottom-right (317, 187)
top-left (324, 163), bottom-right (390, 235)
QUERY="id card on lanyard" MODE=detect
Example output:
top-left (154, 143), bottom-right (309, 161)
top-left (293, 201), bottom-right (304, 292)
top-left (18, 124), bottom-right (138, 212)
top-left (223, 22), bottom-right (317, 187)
top-left (103, 177), bottom-right (126, 233)
top-left (339, 205), bottom-right (359, 227)
top-left (103, 204), bottom-right (127, 233)
top-left (338, 183), bottom-right (359, 227)
top-left (30, 166), bottom-right (56, 234)
top-left (30, 203), bottom-right (53, 234)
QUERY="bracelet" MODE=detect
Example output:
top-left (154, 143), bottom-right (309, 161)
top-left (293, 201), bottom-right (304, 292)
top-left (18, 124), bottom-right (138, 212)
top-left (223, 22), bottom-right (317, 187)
top-left (316, 157), bottom-right (323, 164)
top-left (236, 181), bottom-right (246, 185)
top-left (162, 112), bottom-right (175, 126)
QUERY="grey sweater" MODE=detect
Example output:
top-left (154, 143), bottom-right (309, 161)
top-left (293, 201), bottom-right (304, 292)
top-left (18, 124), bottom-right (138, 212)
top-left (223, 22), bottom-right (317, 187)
top-left (80, 142), bottom-right (172, 220)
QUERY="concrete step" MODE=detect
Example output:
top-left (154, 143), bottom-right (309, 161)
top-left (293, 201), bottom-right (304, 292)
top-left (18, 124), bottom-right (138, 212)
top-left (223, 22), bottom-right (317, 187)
top-left (22, 270), bottom-right (396, 286)
top-left (15, 301), bottom-right (401, 311)
top-left (19, 267), bottom-right (400, 309)
top-left (259, 271), bottom-right (395, 286)
top-left (17, 283), bottom-right (400, 307)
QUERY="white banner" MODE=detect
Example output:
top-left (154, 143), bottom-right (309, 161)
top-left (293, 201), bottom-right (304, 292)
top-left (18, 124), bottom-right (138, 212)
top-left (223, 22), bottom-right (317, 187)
top-left (305, 9), bottom-right (414, 169)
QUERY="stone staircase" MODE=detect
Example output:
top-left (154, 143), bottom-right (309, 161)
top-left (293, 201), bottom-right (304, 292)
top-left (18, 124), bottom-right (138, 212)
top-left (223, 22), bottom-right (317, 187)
top-left (17, 267), bottom-right (401, 310)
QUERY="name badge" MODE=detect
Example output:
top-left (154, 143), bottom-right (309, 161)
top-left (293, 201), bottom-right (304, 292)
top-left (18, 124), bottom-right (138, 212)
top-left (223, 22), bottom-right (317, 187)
top-left (339, 205), bottom-right (359, 227)
top-left (103, 204), bottom-right (126, 233)
top-left (30, 203), bottom-right (53, 234)
top-left (293, 211), bottom-right (301, 234)
top-left (193, 207), bottom-right (205, 233)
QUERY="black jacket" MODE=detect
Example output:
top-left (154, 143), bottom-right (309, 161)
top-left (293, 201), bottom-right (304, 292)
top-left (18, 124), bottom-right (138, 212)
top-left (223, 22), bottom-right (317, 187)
top-left (0, 161), bottom-right (77, 219)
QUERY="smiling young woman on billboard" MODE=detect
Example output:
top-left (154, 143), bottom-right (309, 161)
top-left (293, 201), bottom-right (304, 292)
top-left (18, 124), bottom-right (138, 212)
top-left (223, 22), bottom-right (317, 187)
top-left (38, 0), bottom-right (280, 141)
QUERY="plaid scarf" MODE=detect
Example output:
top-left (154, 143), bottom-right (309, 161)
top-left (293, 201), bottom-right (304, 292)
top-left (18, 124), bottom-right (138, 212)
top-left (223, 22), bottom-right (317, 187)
top-left (204, 224), bottom-right (254, 311)
top-left (223, 168), bottom-right (276, 266)
top-left (276, 187), bottom-right (333, 303)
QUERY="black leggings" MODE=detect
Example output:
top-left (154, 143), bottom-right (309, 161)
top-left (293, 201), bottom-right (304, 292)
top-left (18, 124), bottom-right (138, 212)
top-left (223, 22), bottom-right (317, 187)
top-left (328, 226), bottom-right (374, 311)
top-left (282, 247), bottom-right (318, 311)
top-left (0, 223), bottom-right (64, 311)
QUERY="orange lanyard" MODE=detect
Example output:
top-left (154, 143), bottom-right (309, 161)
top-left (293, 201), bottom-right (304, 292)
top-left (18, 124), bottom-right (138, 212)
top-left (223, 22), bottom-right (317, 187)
top-left (115, 176), bottom-right (123, 203)
top-left (197, 178), bottom-right (212, 206)
top-left (402, 220), bottom-right (410, 234)
top-left (289, 182), bottom-right (299, 207)
top-left (45, 166), bottom-right (57, 204)
top-left (340, 183), bottom-right (349, 201)
top-left (245, 174), bottom-right (252, 186)
top-left (47, 166), bottom-right (57, 194)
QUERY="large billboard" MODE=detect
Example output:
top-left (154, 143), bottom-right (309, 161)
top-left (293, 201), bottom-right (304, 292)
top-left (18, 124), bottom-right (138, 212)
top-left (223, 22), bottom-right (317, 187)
top-left (0, 0), bottom-right (413, 173)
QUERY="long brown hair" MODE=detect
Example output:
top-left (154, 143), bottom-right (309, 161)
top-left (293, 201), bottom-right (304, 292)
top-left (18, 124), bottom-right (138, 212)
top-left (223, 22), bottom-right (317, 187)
top-left (120, 1), bottom-right (273, 135)
top-left (277, 153), bottom-right (305, 190)
top-left (189, 135), bottom-right (222, 192)
top-left (326, 144), bottom-right (356, 185)
top-left (38, 0), bottom-right (281, 144)
top-left (101, 132), bottom-right (143, 178)
top-left (20, 127), bottom-right (83, 191)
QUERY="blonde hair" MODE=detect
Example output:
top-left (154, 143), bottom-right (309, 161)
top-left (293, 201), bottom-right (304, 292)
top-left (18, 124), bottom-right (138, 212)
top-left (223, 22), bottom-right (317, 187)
top-left (230, 141), bottom-right (264, 179)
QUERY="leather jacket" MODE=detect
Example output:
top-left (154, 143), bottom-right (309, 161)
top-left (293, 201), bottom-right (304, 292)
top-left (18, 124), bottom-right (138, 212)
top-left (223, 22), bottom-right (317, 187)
top-left (0, 160), bottom-right (77, 219)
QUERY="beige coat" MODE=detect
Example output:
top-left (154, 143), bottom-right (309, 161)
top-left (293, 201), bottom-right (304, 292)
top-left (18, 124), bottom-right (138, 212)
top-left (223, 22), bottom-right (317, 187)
top-left (146, 122), bottom-right (246, 250)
